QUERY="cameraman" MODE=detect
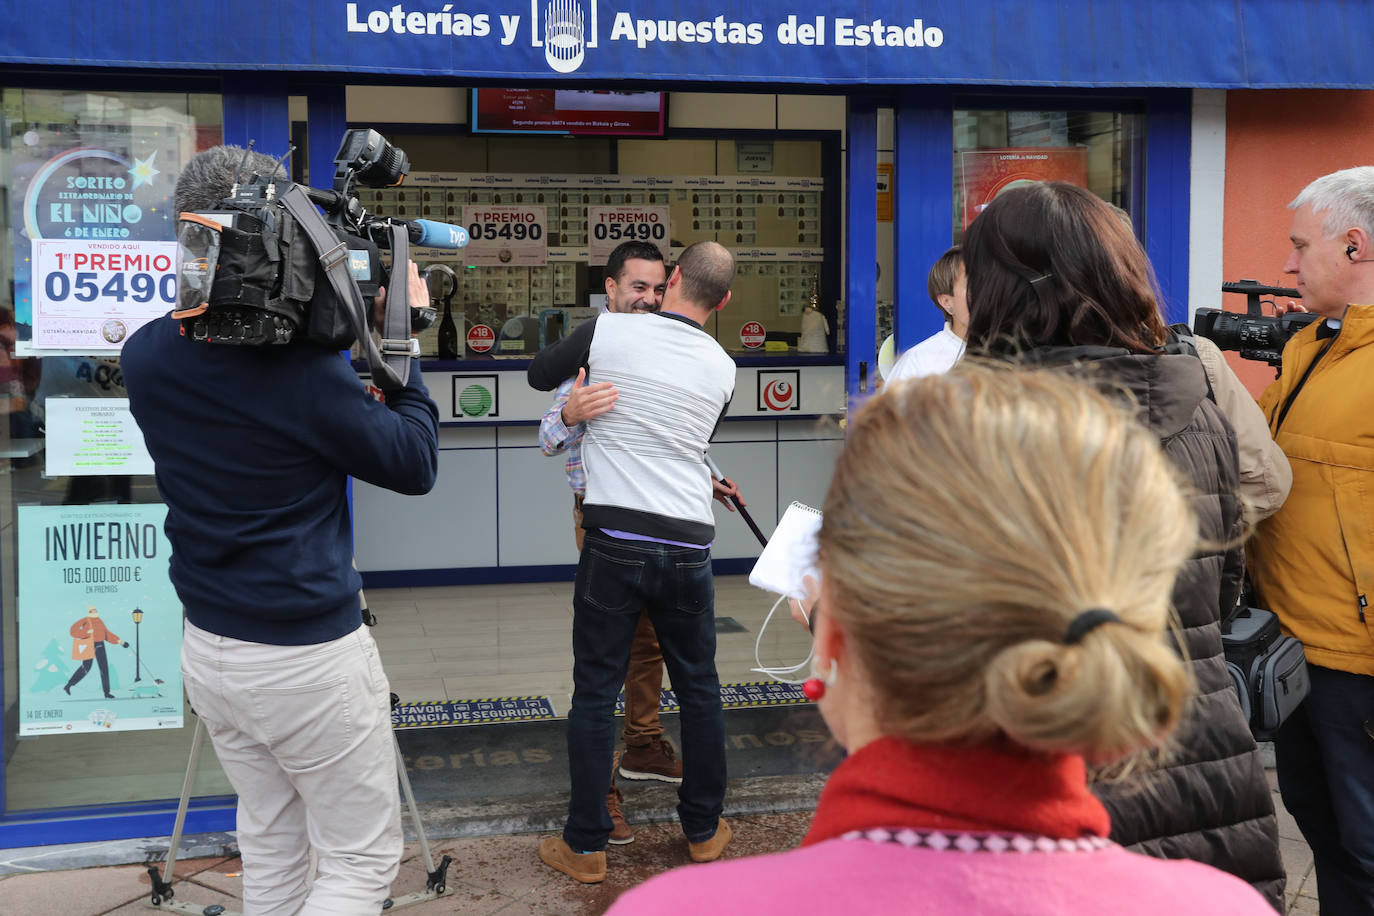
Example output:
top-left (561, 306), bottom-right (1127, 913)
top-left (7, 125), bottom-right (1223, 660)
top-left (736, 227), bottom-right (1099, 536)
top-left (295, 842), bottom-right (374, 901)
top-left (1248, 166), bottom-right (1374, 915)
top-left (122, 145), bottom-right (439, 916)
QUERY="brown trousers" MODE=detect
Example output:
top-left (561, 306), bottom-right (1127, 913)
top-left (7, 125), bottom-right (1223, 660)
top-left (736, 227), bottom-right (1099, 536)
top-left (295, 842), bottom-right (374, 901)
top-left (574, 497), bottom-right (664, 746)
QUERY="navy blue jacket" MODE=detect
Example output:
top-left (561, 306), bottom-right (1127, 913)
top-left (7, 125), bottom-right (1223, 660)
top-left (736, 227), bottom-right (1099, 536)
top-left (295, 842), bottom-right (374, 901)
top-left (123, 315), bottom-right (438, 645)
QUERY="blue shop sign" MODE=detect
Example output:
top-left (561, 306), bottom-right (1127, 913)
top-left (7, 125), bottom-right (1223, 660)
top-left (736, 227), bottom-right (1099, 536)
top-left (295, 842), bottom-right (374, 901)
top-left (0, 1), bottom-right (1366, 89)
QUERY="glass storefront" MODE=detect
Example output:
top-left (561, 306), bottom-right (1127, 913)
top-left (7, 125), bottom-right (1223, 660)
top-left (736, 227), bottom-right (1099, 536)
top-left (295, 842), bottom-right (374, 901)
top-left (1, 87), bottom-right (229, 818)
top-left (0, 81), bottom-right (1168, 843)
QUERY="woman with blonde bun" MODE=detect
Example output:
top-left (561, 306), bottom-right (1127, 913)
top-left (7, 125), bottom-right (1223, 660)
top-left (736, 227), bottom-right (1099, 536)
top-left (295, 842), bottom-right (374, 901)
top-left (961, 181), bottom-right (1284, 910)
top-left (607, 366), bottom-right (1272, 915)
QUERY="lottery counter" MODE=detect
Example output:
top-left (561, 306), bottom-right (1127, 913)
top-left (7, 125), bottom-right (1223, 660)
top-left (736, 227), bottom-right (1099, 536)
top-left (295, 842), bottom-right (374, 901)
top-left (352, 355), bottom-right (845, 586)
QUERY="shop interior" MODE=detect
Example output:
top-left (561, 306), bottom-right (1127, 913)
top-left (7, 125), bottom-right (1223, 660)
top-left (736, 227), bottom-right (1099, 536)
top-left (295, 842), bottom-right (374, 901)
top-left (327, 95), bottom-right (840, 361)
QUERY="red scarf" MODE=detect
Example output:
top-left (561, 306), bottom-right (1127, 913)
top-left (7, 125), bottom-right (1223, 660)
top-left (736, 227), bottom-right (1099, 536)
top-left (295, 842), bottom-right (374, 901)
top-left (803, 736), bottom-right (1110, 846)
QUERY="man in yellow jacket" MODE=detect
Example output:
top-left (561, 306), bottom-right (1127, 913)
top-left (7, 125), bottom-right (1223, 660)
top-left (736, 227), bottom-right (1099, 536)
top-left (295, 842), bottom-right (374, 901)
top-left (1248, 166), bottom-right (1374, 916)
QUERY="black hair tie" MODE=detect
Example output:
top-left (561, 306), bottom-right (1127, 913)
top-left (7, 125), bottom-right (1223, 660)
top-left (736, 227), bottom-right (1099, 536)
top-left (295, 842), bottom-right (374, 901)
top-left (1064, 608), bottom-right (1122, 645)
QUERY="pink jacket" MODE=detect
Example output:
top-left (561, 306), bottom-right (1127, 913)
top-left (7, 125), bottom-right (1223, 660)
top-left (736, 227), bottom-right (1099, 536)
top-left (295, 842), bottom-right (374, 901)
top-left (606, 830), bottom-right (1274, 915)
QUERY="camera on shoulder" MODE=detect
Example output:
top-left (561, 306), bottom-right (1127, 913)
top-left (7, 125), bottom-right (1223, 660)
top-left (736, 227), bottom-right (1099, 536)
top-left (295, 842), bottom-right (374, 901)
top-left (172, 130), bottom-right (468, 388)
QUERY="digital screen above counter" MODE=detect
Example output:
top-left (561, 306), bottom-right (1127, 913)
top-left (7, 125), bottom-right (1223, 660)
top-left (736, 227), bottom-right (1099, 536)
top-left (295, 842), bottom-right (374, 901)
top-left (471, 89), bottom-right (666, 137)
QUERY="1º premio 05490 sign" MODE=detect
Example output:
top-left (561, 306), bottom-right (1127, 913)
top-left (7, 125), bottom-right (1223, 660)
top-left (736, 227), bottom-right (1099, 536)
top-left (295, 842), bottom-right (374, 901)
top-left (587, 206), bottom-right (671, 265)
top-left (31, 239), bottom-right (178, 350)
top-left (35, 243), bottom-right (176, 314)
top-left (462, 206), bottom-right (548, 267)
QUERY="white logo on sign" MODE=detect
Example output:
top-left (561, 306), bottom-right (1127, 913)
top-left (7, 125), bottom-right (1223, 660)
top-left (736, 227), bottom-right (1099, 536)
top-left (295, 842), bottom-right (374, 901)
top-left (533, 0), bottom-right (598, 73)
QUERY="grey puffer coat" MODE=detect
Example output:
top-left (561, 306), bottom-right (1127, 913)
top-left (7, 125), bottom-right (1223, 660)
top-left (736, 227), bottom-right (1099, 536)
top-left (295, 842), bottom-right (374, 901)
top-left (1023, 344), bottom-right (1285, 912)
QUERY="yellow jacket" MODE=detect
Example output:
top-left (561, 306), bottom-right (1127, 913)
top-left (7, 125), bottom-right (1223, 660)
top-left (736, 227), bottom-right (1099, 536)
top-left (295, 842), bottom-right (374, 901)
top-left (1249, 303), bottom-right (1374, 675)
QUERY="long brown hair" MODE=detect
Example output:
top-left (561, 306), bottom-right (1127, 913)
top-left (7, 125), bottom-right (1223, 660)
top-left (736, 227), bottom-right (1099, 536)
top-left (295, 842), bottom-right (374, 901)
top-left (963, 182), bottom-right (1167, 356)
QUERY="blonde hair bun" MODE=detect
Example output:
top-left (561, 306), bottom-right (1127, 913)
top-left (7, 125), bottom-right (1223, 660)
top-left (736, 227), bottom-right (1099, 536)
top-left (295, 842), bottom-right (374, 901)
top-left (820, 363), bottom-right (1196, 758)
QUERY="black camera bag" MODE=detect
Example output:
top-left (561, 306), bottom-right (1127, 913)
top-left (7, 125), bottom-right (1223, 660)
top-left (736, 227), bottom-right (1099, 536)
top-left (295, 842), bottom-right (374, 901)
top-left (1223, 605), bottom-right (1279, 673)
top-left (1222, 605), bottom-right (1310, 740)
top-left (211, 219), bottom-right (307, 330)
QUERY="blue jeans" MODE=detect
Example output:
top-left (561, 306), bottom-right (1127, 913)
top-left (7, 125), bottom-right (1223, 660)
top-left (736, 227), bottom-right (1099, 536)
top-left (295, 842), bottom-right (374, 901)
top-left (563, 531), bottom-right (726, 852)
top-left (1275, 665), bottom-right (1374, 915)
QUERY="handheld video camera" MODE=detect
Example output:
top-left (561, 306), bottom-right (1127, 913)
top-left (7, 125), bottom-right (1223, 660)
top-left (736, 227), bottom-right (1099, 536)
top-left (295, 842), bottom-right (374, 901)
top-left (1192, 280), bottom-right (1321, 369)
top-left (173, 130), bottom-right (468, 387)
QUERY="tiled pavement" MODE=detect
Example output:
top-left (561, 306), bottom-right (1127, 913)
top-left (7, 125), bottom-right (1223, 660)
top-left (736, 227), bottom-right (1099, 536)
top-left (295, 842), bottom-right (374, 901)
top-left (0, 776), bottom-right (1317, 914)
top-left (0, 811), bottom-right (815, 915)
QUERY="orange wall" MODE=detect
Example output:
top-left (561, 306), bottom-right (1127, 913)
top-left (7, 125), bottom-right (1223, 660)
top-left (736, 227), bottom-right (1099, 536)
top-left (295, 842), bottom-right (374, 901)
top-left (1223, 90), bottom-right (1374, 393)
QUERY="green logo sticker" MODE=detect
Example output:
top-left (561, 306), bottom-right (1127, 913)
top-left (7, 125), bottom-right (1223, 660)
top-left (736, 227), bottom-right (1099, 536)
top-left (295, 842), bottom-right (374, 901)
top-left (458, 384), bottom-right (493, 417)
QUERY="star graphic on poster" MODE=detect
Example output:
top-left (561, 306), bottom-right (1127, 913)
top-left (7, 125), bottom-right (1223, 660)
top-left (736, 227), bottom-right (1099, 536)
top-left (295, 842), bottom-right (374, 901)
top-left (128, 152), bottom-right (160, 189)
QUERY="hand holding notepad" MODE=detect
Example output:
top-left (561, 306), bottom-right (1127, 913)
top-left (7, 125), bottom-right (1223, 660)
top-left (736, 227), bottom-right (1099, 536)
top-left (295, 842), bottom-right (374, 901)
top-left (748, 502), bottom-right (822, 600)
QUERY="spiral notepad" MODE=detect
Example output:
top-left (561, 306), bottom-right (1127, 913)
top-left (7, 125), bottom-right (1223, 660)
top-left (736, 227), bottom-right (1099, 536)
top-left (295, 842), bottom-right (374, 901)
top-left (748, 501), bottom-right (823, 600)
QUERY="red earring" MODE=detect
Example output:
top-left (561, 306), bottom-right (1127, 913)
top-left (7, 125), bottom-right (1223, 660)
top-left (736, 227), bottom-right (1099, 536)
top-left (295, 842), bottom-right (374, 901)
top-left (802, 659), bottom-right (837, 701)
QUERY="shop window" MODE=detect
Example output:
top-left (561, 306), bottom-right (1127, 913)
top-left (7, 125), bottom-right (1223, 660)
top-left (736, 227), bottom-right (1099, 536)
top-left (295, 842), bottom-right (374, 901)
top-left (875, 105), bottom-right (1143, 383)
top-left (1, 87), bottom-right (228, 818)
top-left (359, 132), bottom-right (836, 360)
top-left (952, 108), bottom-right (1144, 242)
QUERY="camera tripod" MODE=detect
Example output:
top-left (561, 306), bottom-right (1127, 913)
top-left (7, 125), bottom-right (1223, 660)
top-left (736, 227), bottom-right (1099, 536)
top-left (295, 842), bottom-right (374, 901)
top-left (146, 693), bottom-right (450, 914)
top-left (147, 602), bottom-right (451, 913)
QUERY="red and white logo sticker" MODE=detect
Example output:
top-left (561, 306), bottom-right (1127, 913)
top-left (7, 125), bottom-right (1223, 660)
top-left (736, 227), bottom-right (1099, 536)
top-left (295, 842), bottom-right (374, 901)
top-left (762, 379), bottom-right (794, 410)
top-left (757, 370), bottom-right (801, 412)
top-left (467, 324), bottom-right (495, 353)
top-left (740, 321), bottom-right (766, 349)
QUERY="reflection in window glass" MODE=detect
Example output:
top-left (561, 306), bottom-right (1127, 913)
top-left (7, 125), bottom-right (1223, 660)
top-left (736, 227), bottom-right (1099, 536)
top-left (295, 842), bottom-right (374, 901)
top-left (952, 109), bottom-right (1143, 242)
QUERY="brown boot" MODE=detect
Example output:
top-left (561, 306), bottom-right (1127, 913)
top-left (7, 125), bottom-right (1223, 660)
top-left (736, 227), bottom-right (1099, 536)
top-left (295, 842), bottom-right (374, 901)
top-left (538, 836), bottom-right (606, 883)
top-left (688, 818), bottom-right (733, 863)
top-left (607, 784), bottom-right (635, 845)
top-left (619, 736), bottom-right (684, 783)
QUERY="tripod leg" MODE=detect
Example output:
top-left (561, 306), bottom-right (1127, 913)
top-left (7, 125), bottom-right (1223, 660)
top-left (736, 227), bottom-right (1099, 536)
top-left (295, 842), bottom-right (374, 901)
top-left (149, 716), bottom-right (206, 905)
top-left (394, 730), bottom-right (450, 895)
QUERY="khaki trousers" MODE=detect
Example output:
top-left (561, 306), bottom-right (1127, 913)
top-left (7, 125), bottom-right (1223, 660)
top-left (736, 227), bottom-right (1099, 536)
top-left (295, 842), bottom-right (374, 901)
top-left (181, 620), bottom-right (401, 916)
top-left (574, 496), bottom-right (665, 746)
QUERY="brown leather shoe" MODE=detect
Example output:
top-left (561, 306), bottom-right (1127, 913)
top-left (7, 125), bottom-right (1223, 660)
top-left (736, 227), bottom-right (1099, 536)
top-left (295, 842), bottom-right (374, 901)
top-left (619, 737), bottom-right (684, 783)
top-left (606, 785), bottom-right (635, 845)
top-left (688, 818), bottom-right (733, 863)
top-left (538, 836), bottom-right (606, 883)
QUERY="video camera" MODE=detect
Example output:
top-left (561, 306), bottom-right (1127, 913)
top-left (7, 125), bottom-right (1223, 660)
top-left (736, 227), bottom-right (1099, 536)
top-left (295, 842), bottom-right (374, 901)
top-left (1192, 279), bottom-right (1321, 368)
top-left (173, 129), bottom-right (469, 388)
